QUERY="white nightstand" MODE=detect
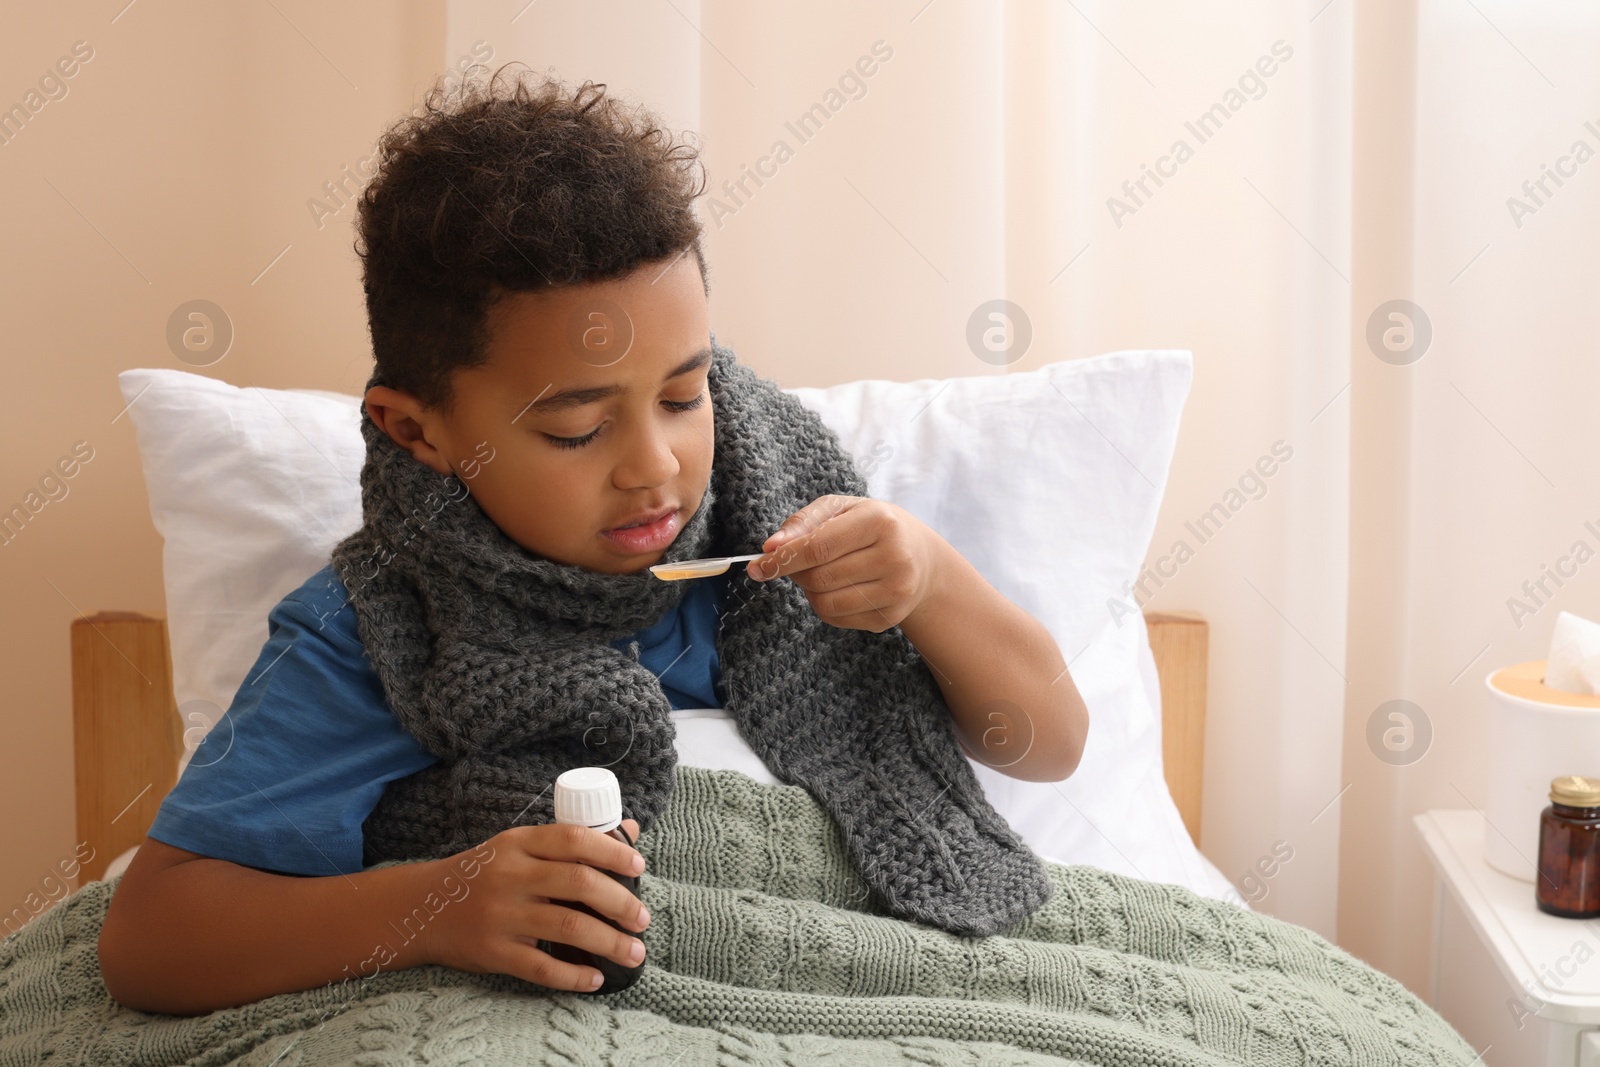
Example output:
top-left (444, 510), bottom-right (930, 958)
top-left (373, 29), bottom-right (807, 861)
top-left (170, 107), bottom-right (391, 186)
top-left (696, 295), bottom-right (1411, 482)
top-left (1416, 810), bottom-right (1600, 1067)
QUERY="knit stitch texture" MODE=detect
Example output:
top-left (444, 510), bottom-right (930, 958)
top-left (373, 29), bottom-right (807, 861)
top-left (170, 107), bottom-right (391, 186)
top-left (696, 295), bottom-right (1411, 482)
top-left (0, 766), bottom-right (1475, 1065)
top-left (331, 333), bottom-right (1051, 936)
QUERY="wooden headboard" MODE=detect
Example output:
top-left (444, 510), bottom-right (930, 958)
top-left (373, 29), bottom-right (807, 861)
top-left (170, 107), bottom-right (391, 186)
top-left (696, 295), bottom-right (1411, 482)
top-left (69, 610), bottom-right (1209, 883)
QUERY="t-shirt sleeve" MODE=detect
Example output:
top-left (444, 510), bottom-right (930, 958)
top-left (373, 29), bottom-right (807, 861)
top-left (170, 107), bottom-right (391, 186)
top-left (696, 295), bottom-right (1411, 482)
top-left (146, 577), bottom-right (438, 876)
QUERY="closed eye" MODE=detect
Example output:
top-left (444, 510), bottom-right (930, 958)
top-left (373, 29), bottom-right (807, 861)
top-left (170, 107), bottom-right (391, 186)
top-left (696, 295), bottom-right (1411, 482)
top-left (661, 391), bottom-right (706, 414)
top-left (544, 425), bottom-right (603, 450)
top-left (543, 390), bottom-right (707, 450)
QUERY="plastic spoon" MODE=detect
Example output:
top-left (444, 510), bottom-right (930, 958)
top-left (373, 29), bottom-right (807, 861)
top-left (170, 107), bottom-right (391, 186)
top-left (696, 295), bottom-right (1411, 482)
top-left (649, 553), bottom-right (764, 581)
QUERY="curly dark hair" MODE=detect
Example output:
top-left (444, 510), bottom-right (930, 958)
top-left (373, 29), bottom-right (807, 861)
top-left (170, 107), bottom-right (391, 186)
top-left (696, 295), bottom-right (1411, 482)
top-left (354, 62), bottom-right (710, 412)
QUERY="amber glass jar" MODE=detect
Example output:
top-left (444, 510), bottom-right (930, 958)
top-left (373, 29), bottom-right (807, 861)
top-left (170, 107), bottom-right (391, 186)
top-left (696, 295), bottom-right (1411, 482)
top-left (1536, 775), bottom-right (1600, 918)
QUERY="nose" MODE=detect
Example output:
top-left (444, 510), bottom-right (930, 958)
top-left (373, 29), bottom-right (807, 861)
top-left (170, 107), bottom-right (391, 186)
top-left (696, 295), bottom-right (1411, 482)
top-left (611, 409), bottom-right (681, 491)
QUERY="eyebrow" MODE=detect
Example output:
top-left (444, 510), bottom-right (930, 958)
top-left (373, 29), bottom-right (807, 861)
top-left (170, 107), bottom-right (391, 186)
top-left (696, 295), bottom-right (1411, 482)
top-left (511, 345), bottom-right (713, 423)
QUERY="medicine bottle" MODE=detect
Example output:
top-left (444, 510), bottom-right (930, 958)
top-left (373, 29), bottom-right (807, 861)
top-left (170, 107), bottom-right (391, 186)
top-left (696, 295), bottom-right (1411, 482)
top-left (1536, 774), bottom-right (1600, 918)
top-left (536, 766), bottom-right (646, 993)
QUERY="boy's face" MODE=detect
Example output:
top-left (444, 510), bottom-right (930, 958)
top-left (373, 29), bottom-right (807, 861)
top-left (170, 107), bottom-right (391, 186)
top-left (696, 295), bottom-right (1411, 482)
top-left (367, 254), bottom-right (715, 574)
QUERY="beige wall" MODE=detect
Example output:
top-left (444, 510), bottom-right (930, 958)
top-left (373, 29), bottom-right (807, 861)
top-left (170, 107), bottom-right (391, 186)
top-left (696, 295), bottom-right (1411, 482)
top-left (7, 0), bottom-right (1348, 955)
top-left (1338, 0), bottom-right (1421, 990)
top-left (0, 1), bottom-right (444, 917)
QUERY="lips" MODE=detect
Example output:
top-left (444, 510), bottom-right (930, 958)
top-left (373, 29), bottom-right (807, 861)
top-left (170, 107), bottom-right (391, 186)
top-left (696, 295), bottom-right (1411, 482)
top-left (600, 506), bottom-right (682, 555)
top-left (606, 505), bottom-right (678, 532)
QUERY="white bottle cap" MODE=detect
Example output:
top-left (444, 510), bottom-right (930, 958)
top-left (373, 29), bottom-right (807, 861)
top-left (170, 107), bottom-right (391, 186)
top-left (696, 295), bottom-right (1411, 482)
top-left (553, 766), bottom-right (622, 833)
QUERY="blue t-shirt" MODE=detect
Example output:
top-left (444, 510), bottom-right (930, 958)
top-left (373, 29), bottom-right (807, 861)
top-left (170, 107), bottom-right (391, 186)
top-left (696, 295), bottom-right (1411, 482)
top-left (147, 563), bottom-right (728, 876)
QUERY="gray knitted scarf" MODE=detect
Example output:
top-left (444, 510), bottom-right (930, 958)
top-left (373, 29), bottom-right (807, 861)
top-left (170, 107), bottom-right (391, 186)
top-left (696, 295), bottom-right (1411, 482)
top-left (330, 334), bottom-right (1052, 936)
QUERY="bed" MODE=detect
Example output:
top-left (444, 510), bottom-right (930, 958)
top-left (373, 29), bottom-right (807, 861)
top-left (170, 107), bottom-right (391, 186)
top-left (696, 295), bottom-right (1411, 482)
top-left (73, 348), bottom-right (1232, 903)
top-left (0, 348), bottom-right (1480, 1064)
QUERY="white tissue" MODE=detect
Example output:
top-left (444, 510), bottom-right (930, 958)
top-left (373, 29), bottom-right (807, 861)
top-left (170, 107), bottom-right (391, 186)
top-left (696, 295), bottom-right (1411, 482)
top-left (1546, 611), bottom-right (1600, 694)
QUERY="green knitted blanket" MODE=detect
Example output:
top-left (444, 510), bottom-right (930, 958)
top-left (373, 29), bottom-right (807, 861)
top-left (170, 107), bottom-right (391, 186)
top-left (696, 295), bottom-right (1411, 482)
top-left (0, 766), bottom-right (1473, 1066)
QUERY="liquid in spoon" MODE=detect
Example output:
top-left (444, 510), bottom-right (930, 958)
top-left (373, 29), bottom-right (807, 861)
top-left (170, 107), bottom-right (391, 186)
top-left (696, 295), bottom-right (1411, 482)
top-left (649, 553), bottom-right (764, 581)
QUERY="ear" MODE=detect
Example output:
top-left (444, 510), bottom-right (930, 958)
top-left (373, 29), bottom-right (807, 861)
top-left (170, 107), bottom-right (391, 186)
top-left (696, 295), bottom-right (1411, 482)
top-left (364, 385), bottom-right (455, 477)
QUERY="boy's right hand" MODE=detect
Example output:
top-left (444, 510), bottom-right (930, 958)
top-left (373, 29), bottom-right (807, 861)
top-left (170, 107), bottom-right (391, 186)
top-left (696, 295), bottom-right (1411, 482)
top-left (425, 817), bottom-right (649, 993)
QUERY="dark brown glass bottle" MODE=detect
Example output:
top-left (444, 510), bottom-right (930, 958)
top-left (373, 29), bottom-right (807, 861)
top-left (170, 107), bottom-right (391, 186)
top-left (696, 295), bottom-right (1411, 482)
top-left (535, 767), bottom-right (646, 994)
top-left (1536, 775), bottom-right (1600, 919)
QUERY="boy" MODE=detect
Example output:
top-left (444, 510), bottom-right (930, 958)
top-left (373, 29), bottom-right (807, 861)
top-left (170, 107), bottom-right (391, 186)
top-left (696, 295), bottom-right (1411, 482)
top-left (98, 66), bottom-right (1087, 1015)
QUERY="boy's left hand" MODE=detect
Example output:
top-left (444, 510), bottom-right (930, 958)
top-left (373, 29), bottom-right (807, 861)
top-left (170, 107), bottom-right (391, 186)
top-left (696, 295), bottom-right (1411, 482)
top-left (747, 494), bottom-right (946, 632)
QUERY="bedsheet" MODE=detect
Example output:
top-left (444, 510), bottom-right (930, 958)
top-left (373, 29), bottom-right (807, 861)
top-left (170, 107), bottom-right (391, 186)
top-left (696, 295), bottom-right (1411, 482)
top-left (106, 707), bottom-right (1245, 905)
top-left (1, 765), bottom-right (1473, 1066)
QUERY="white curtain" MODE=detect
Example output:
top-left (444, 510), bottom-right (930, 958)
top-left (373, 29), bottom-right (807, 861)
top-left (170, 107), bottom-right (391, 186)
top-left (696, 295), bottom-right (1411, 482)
top-left (447, 0), bottom-right (1599, 997)
top-left (1341, 0), bottom-right (1600, 994)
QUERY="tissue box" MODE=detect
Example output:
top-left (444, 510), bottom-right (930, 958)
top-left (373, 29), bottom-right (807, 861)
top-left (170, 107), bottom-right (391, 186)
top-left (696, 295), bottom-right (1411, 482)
top-left (1484, 660), bottom-right (1600, 881)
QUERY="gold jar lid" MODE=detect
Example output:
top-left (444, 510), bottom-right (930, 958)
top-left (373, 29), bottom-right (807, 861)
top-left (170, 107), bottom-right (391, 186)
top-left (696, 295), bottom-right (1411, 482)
top-left (1551, 775), bottom-right (1600, 806)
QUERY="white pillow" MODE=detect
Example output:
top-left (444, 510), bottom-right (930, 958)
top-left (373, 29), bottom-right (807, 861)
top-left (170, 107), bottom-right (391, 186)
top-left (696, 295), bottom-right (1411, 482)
top-left (119, 371), bottom-right (367, 754)
top-left (788, 353), bottom-right (1238, 906)
top-left (118, 352), bottom-right (1240, 906)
